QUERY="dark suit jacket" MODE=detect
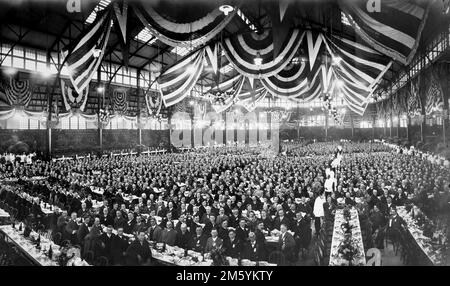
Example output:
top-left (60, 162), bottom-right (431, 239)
top-left (278, 232), bottom-right (296, 261)
top-left (148, 225), bottom-right (163, 242)
top-left (161, 228), bottom-right (177, 246)
top-left (113, 217), bottom-right (126, 230)
top-left (273, 216), bottom-right (291, 230)
top-left (189, 234), bottom-right (208, 252)
top-left (223, 238), bottom-right (243, 258)
top-left (205, 237), bottom-right (223, 253)
top-left (235, 227), bottom-right (249, 242)
top-left (242, 241), bottom-right (265, 261)
top-left (99, 232), bottom-right (115, 259)
top-left (76, 223), bottom-right (89, 244)
top-left (111, 234), bottom-right (129, 265)
top-left (175, 230), bottom-right (191, 249)
top-left (126, 240), bottom-right (152, 265)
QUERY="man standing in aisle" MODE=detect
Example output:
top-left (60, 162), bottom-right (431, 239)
top-left (313, 192), bottom-right (326, 237)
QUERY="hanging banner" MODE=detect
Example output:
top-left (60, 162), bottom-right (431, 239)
top-left (0, 77), bottom-right (32, 108)
top-left (112, 88), bottom-right (128, 114)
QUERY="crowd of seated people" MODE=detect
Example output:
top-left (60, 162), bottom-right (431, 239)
top-left (0, 141), bottom-right (449, 266)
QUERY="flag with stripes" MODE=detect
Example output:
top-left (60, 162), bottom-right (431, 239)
top-left (62, 10), bottom-right (112, 95)
top-left (222, 29), bottom-right (304, 78)
top-left (323, 34), bottom-right (391, 116)
top-left (158, 49), bottom-right (205, 107)
top-left (338, 0), bottom-right (431, 65)
top-left (132, 1), bottom-right (237, 48)
top-left (208, 74), bottom-right (245, 113)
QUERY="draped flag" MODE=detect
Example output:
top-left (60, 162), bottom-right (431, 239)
top-left (205, 43), bottom-right (220, 75)
top-left (236, 87), bottom-right (268, 112)
top-left (323, 34), bottom-right (391, 116)
top-left (222, 29), bottom-right (304, 78)
top-left (145, 90), bottom-right (162, 117)
top-left (425, 74), bottom-right (444, 114)
top-left (306, 31), bottom-right (326, 84)
top-left (0, 77), bottom-right (32, 107)
top-left (112, 88), bottom-right (128, 114)
top-left (62, 10), bottom-right (112, 95)
top-left (338, 0), bottom-right (430, 65)
top-left (133, 1), bottom-right (237, 48)
top-left (60, 79), bottom-right (89, 111)
top-left (158, 49), bottom-right (205, 107)
top-left (407, 80), bottom-right (421, 116)
top-left (208, 74), bottom-right (245, 113)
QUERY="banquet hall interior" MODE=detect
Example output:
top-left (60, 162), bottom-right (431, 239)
top-left (0, 0), bottom-right (450, 268)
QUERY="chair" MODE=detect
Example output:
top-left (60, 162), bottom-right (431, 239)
top-left (268, 250), bottom-right (286, 266)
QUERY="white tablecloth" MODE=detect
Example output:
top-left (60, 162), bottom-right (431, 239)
top-left (329, 208), bottom-right (366, 266)
top-left (397, 206), bottom-right (444, 265)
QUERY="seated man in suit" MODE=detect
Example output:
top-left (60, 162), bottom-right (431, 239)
top-left (111, 227), bottom-right (129, 265)
top-left (205, 228), bottom-right (223, 253)
top-left (113, 210), bottom-right (126, 230)
top-left (99, 225), bottom-right (115, 263)
top-left (242, 231), bottom-right (265, 261)
top-left (161, 221), bottom-right (177, 246)
top-left (223, 229), bottom-right (243, 259)
top-left (147, 217), bottom-right (163, 243)
top-left (278, 224), bottom-right (296, 265)
top-left (189, 226), bottom-right (208, 253)
top-left (175, 223), bottom-right (191, 249)
top-left (126, 231), bottom-right (152, 266)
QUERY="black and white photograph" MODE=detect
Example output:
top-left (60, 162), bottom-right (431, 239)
top-left (0, 0), bottom-right (449, 275)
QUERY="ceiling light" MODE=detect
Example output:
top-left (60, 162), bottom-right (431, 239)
top-left (340, 108), bottom-right (346, 114)
top-left (336, 79), bottom-right (344, 88)
top-left (254, 52), bottom-right (263, 66)
top-left (41, 67), bottom-right (54, 78)
top-left (3, 67), bottom-right (17, 76)
top-left (189, 100), bottom-right (195, 106)
top-left (219, 4), bottom-right (234, 16)
top-left (97, 86), bottom-right (104, 92)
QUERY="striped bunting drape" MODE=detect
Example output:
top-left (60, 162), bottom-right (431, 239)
top-left (133, 1), bottom-right (237, 48)
top-left (63, 10), bottom-right (112, 95)
top-left (60, 79), bottom-right (89, 112)
top-left (158, 49), bottom-right (205, 107)
top-left (2, 77), bottom-right (32, 107)
top-left (222, 29), bottom-right (304, 78)
top-left (338, 0), bottom-right (431, 65)
top-left (208, 74), bottom-right (245, 113)
top-left (323, 35), bottom-right (392, 116)
top-left (425, 74), bottom-right (444, 114)
top-left (235, 87), bottom-right (268, 112)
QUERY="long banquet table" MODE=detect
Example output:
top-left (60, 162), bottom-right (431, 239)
top-left (397, 206), bottom-right (445, 265)
top-left (0, 225), bottom-right (90, 266)
top-left (329, 208), bottom-right (366, 266)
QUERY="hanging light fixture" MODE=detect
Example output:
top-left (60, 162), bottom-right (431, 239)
top-left (254, 52), bottom-right (263, 65)
top-left (219, 4), bottom-right (234, 16)
top-left (336, 79), bottom-right (344, 88)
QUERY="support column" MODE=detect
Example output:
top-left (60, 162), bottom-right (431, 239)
top-left (324, 111), bottom-right (328, 141)
top-left (46, 51), bottom-right (52, 159)
top-left (137, 69), bottom-right (142, 153)
top-left (97, 68), bottom-right (103, 154)
top-left (406, 115), bottom-right (411, 141)
top-left (397, 113), bottom-right (400, 138)
top-left (389, 113), bottom-right (393, 138)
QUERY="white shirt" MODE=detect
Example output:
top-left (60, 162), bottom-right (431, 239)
top-left (313, 196), bottom-right (325, 217)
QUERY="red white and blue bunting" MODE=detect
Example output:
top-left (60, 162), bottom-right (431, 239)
top-left (112, 88), bottom-right (128, 115)
top-left (0, 77), bottom-right (32, 108)
top-left (208, 74), bottom-right (245, 113)
top-left (145, 90), bottom-right (162, 117)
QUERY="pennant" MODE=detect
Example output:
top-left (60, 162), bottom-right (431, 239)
top-left (205, 43), bottom-right (219, 75)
